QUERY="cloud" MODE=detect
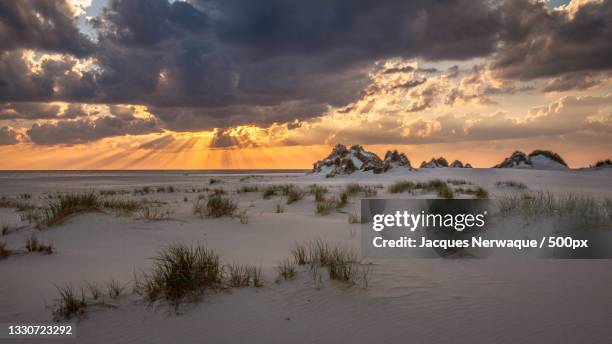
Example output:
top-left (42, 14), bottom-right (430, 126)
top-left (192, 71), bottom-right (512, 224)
top-left (0, 0), bottom-right (94, 56)
top-left (0, 126), bottom-right (19, 145)
top-left (491, 0), bottom-right (612, 80)
top-left (543, 72), bottom-right (610, 92)
top-left (0, 102), bottom-right (94, 119)
top-left (26, 115), bottom-right (161, 145)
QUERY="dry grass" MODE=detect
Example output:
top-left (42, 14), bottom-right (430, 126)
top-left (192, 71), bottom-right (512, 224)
top-left (193, 194), bottom-right (238, 218)
top-left (53, 284), bottom-right (87, 320)
top-left (102, 198), bottom-right (142, 215)
top-left (135, 244), bottom-right (223, 310)
top-left (277, 258), bottom-right (296, 280)
top-left (25, 234), bottom-right (54, 254)
top-left (0, 240), bottom-right (12, 259)
top-left (496, 180), bottom-right (528, 189)
top-left (388, 179), bottom-right (454, 198)
top-left (139, 206), bottom-right (171, 221)
top-left (291, 240), bottom-right (368, 286)
top-left (497, 191), bottom-right (611, 226)
top-left (40, 192), bottom-right (100, 227)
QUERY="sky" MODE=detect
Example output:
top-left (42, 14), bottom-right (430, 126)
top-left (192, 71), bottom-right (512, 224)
top-left (0, 0), bottom-right (611, 169)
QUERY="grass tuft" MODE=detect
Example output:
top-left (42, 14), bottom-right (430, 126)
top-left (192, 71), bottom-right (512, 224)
top-left (135, 244), bottom-right (223, 309)
top-left (40, 192), bottom-right (99, 227)
top-left (496, 180), bottom-right (528, 189)
top-left (277, 259), bottom-right (296, 280)
top-left (25, 234), bottom-right (54, 254)
top-left (53, 284), bottom-right (87, 320)
top-left (193, 194), bottom-right (238, 218)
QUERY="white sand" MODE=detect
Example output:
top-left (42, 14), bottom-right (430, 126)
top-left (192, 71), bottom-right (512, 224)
top-left (1, 168), bottom-right (611, 343)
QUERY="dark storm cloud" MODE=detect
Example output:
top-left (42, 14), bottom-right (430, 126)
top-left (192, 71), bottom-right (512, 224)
top-left (543, 72), bottom-right (606, 93)
top-left (1, 0), bottom-right (612, 146)
top-left (26, 115), bottom-right (161, 145)
top-left (492, 0), bottom-right (612, 80)
top-left (0, 0), bottom-right (94, 56)
top-left (0, 102), bottom-right (93, 119)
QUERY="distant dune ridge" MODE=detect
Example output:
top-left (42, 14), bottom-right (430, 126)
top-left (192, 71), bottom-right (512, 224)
top-left (311, 145), bottom-right (607, 177)
top-left (494, 150), bottom-right (568, 170)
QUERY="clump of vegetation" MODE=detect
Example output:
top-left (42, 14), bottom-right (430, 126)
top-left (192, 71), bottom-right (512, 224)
top-left (102, 198), bottom-right (142, 215)
top-left (290, 240), bottom-right (367, 286)
top-left (528, 150), bottom-right (568, 167)
top-left (263, 186), bottom-right (277, 199)
top-left (286, 187), bottom-right (305, 204)
top-left (227, 263), bottom-right (251, 287)
top-left (53, 284), bottom-right (87, 320)
top-left (497, 191), bottom-right (611, 226)
top-left (496, 180), bottom-right (528, 190)
top-left (135, 244), bottom-right (223, 309)
top-left (40, 192), bottom-right (100, 227)
top-left (447, 179), bottom-right (470, 186)
top-left (212, 187), bottom-right (226, 195)
top-left (454, 186), bottom-right (489, 199)
top-left (209, 178), bottom-right (222, 185)
top-left (133, 186), bottom-right (152, 195)
top-left (0, 196), bottom-right (35, 211)
top-left (0, 240), bottom-right (12, 259)
top-left (308, 185), bottom-right (328, 202)
top-left (388, 180), bottom-right (417, 194)
top-left (248, 265), bottom-right (263, 287)
top-left (591, 159), bottom-right (612, 168)
top-left (156, 185), bottom-right (175, 193)
top-left (2, 223), bottom-right (10, 236)
top-left (238, 185), bottom-right (259, 193)
top-left (276, 204), bottom-right (284, 213)
top-left (315, 192), bottom-right (349, 215)
top-left (25, 234), bottom-right (54, 254)
top-left (277, 259), bottom-right (296, 280)
top-left (262, 184), bottom-right (303, 200)
top-left (139, 206), bottom-right (171, 221)
top-left (193, 194), bottom-right (238, 218)
top-left (86, 282), bottom-right (102, 300)
top-left (107, 279), bottom-right (124, 299)
top-left (237, 209), bottom-right (249, 224)
top-left (388, 179), bottom-right (454, 198)
top-left (343, 183), bottom-right (377, 197)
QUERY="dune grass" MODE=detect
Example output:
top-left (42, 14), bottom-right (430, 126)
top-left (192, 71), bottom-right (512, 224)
top-left (193, 194), bottom-right (238, 218)
top-left (107, 279), bottom-right (124, 299)
top-left (497, 191), bottom-right (611, 226)
top-left (277, 259), bottom-right (296, 280)
top-left (308, 184), bottom-right (328, 202)
top-left (388, 179), bottom-right (455, 198)
top-left (102, 198), bottom-right (143, 215)
top-left (25, 234), bottom-right (54, 254)
top-left (343, 183), bottom-right (378, 197)
top-left (40, 192), bottom-right (100, 227)
top-left (139, 206), bottom-right (172, 221)
top-left (496, 180), bottom-right (528, 189)
top-left (135, 244), bottom-right (223, 309)
top-left (53, 284), bottom-right (87, 320)
top-left (286, 187), bottom-right (305, 204)
top-left (0, 196), bottom-right (35, 211)
top-left (238, 185), bottom-right (260, 193)
top-left (227, 263), bottom-right (251, 287)
top-left (454, 186), bottom-right (489, 199)
top-left (290, 240), bottom-right (367, 286)
top-left (0, 240), bottom-right (12, 259)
